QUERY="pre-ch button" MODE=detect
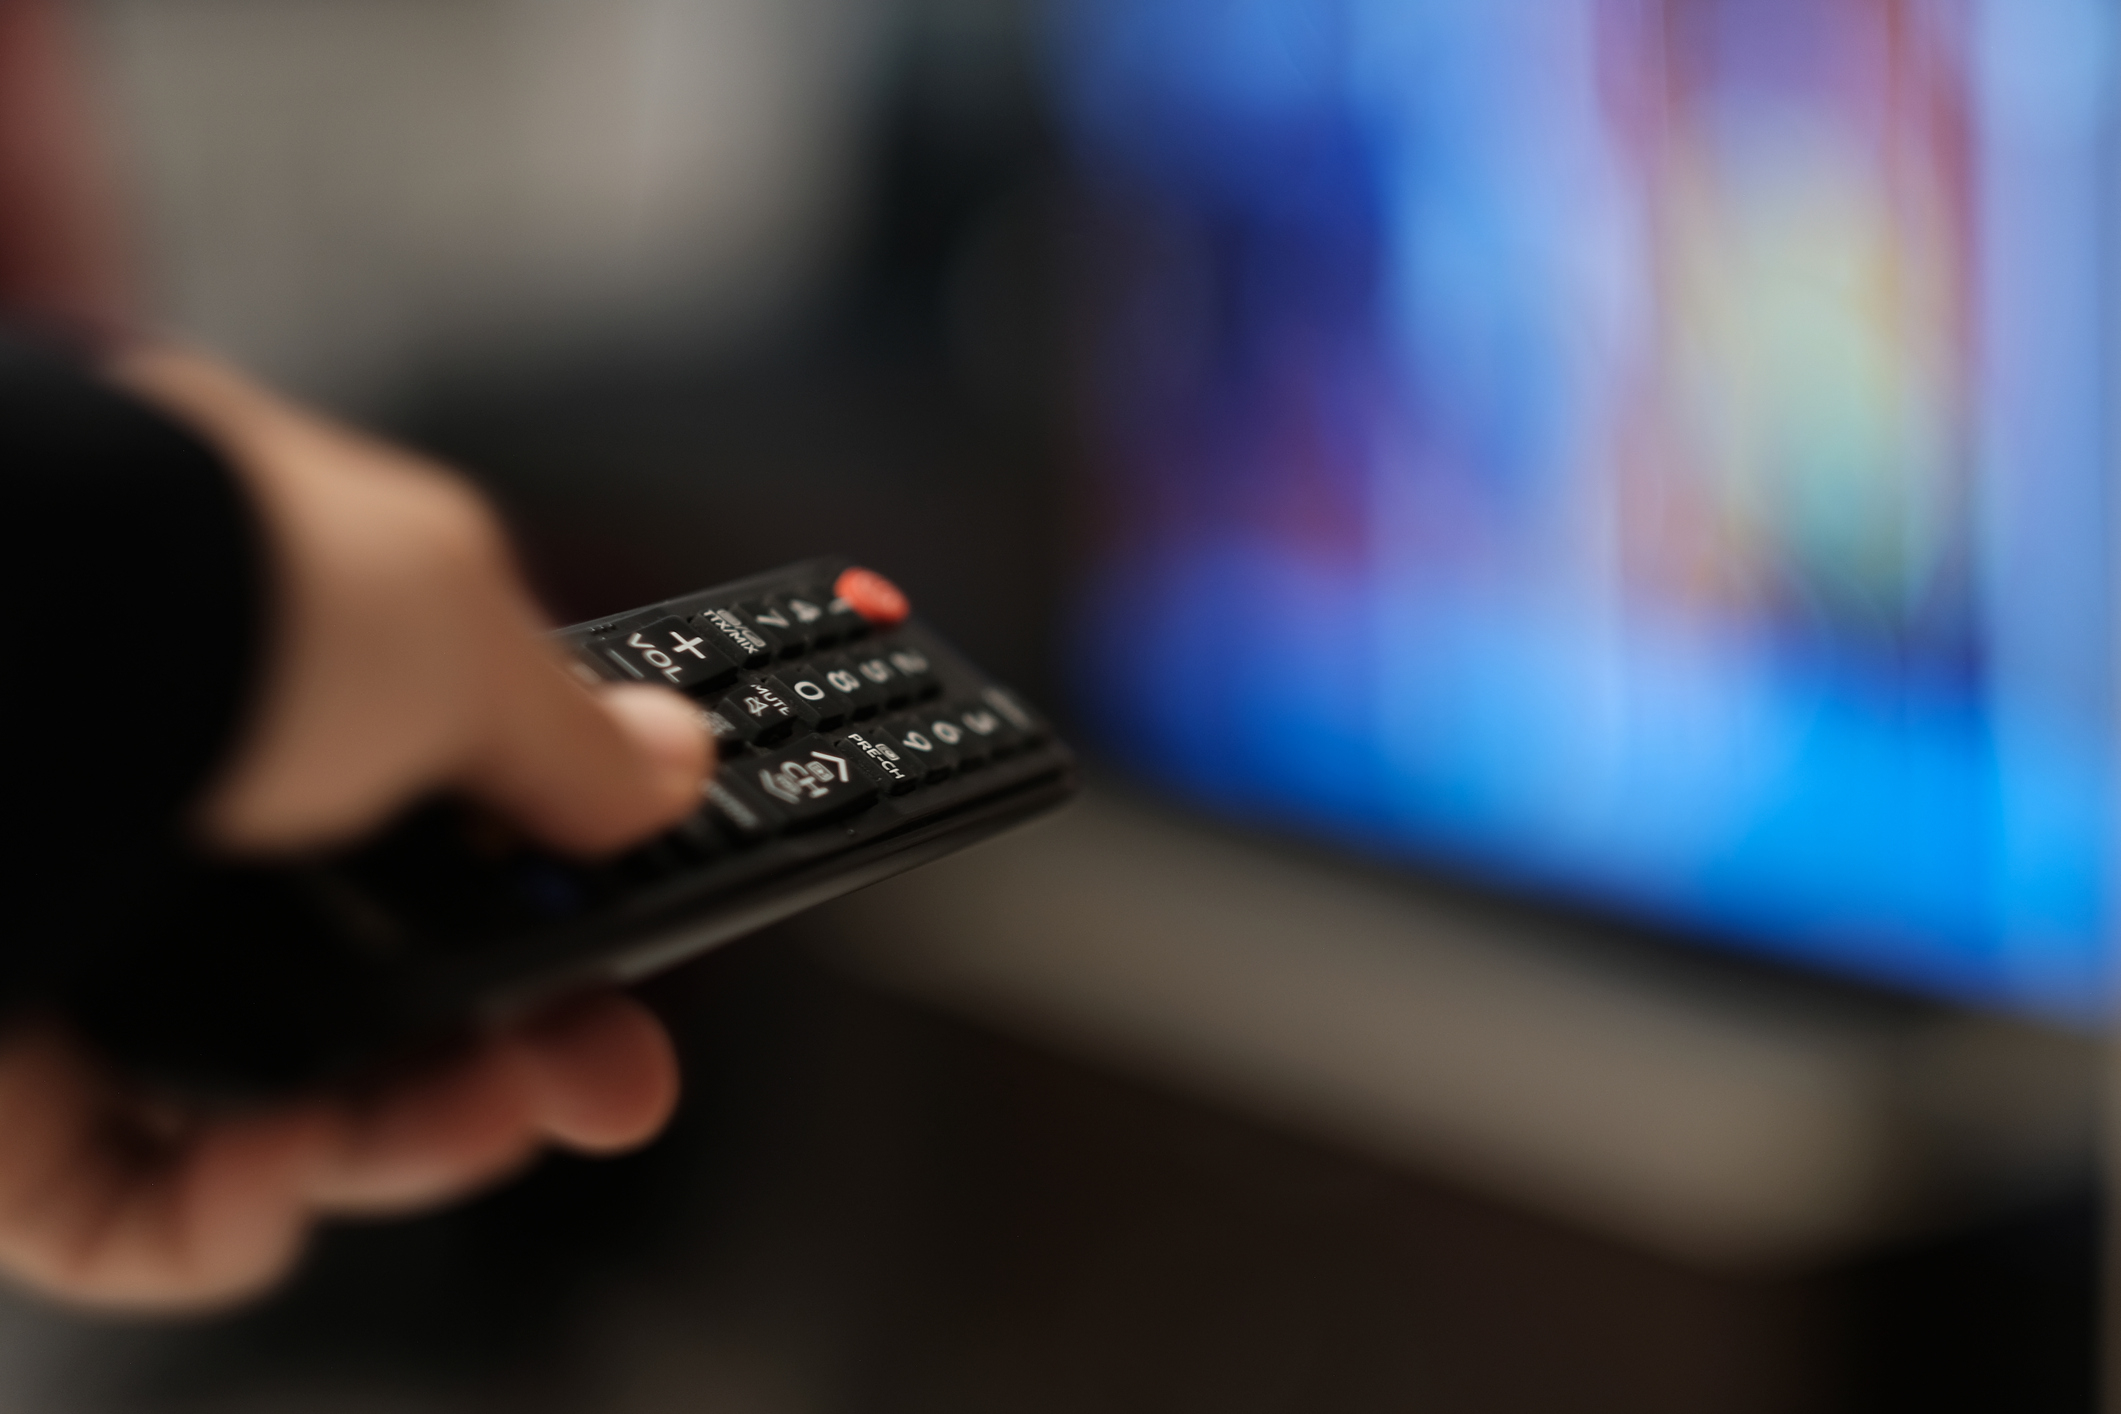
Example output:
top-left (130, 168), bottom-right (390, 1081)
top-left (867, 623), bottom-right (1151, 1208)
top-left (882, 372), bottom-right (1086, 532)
top-left (837, 728), bottom-right (919, 795)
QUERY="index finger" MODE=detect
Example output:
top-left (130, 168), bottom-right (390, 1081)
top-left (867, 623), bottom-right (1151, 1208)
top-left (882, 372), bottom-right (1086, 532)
top-left (457, 634), bottom-right (713, 857)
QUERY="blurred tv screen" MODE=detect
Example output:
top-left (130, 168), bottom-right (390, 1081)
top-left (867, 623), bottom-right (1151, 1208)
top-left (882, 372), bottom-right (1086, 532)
top-left (1053, 0), bottom-right (2116, 1017)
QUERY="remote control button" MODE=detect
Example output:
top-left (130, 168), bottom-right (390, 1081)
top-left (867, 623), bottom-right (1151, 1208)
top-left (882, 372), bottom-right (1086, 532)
top-left (878, 640), bottom-right (941, 700)
top-left (749, 737), bottom-right (879, 826)
top-left (769, 668), bottom-right (854, 731)
top-left (693, 607), bottom-right (775, 669)
top-left (909, 710), bottom-right (984, 770)
top-left (695, 701), bottom-right (749, 754)
top-left (728, 601), bottom-right (793, 658)
top-left (834, 566), bottom-right (910, 627)
top-left (812, 653), bottom-right (885, 718)
top-left (821, 592), bottom-right (870, 642)
top-left (877, 717), bottom-right (957, 782)
top-left (843, 647), bottom-right (912, 709)
top-left (956, 701), bottom-right (1023, 759)
top-left (702, 776), bottom-right (781, 844)
top-left (980, 686), bottom-right (1048, 745)
top-left (594, 617), bottom-right (739, 694)
top-left (781, 588), bottom-right (844, 648)
top-left (835, 727), bottom-right (919, 795)
top-left (718, 679), bottom-right (800, 745)
top-left (743, 598), bottom-right (813, 657)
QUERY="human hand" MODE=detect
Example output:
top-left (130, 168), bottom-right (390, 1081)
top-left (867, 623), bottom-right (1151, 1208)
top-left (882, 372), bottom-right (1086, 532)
top-left (0, 347), bottom-right (708, 1311)
top-left (119, 346), bottom-right (711, 858)
top-left (0, 994), bottom-right (676, 1312)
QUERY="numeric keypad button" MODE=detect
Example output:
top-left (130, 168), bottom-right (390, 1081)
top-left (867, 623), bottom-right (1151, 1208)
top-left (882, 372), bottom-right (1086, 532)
top-left (939, 713), bottom-right (989, 768)
top-left (728, 601), bottom-right (794, 658)
top-left (911, 710), bottom-right (985, 769)
top-left (593, 616), bottom-right (739, 694)
top-left (693, 607), bottom-right (775, 668)
top-left (879, 717), bottom-right (957, 782)
top-left (812, 653), bottom-right (885, 718)
top-left (958, 701), bottom-right (1025, 759)
top-left (743, 599), bottom-right (813, 657)
top-left (785, 586), bottom-right (847, 648)
top-left (749, 737), bottom-right (879, 826)
top-left (844, 648), bottom-right (911, 709)
top-left (765, 670), bottom-right (853, 731)
top-left (821, 592), bottom-right (869, 642)
top-left (879, 641), bottom-right (941, 700)
top-left (776, 592), bottom-right (831, 640)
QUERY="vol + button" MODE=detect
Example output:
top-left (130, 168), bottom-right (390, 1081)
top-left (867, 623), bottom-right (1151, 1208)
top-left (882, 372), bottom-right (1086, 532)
top-left (596, 616), bottom-right (737, 694)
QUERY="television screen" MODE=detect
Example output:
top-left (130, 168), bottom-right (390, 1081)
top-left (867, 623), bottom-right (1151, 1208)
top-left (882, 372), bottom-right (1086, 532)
top-left (1051, 0), bottom-right (2116, 1017)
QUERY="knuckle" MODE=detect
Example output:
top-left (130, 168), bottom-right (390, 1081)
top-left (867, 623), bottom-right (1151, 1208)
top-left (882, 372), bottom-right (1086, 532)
top-left (412, 478), bottom-right (508, 576)
top-left (376, 478), bottom-right (521, 635)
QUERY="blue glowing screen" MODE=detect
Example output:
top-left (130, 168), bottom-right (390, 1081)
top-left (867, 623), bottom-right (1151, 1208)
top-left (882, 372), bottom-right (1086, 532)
top-left (1052, 0), bottom-right (2116, 1016)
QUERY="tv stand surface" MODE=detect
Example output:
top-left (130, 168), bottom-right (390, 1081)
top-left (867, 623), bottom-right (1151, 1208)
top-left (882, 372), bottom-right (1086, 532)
top-left (822, 786), bottom-right (2097, 1268)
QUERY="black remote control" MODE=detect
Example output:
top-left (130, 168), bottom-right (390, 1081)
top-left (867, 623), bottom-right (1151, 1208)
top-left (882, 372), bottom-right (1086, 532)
top-left (69, 559), bottom-right (1076, 1095)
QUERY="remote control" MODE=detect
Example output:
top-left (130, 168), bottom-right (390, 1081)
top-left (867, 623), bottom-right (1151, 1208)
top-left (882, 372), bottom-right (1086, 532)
top-left (69, 559), bottom-right (1076, 1094)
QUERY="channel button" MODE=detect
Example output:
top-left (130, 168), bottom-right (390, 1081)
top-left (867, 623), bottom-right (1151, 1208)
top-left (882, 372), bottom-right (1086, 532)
top-left (750, 737), bottom-right (879, 827)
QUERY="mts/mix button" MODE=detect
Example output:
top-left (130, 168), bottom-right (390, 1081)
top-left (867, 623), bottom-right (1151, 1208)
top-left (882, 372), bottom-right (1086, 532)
top-left (694, 607), bottom-right (774, 668)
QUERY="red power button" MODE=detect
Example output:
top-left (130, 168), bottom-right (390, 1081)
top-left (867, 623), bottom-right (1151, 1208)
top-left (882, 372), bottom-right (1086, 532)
top-left (834, 566), bottom-right (910, 626)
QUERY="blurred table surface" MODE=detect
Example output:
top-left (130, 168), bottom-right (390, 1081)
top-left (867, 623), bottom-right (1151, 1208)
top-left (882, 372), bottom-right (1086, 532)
top-left (0, 855), bottom-right (2092, 1414)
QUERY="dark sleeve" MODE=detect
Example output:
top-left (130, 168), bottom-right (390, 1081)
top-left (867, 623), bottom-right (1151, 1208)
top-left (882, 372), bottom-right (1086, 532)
top-left (0, 331), bottom-right (267, 1002)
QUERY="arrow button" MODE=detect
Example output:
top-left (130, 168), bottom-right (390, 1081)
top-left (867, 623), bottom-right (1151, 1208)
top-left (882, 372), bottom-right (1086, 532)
top-left (747, 736), bottom-right (879, 828)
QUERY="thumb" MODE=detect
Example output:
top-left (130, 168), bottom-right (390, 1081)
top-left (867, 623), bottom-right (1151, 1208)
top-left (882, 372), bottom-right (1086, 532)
top-left (457, 652), bottom-right (712, 857)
